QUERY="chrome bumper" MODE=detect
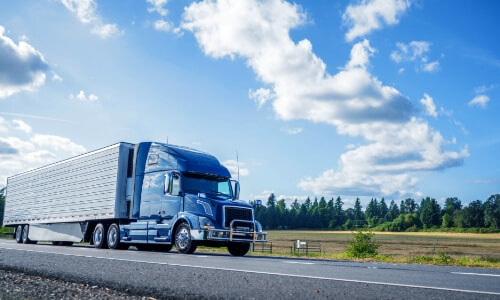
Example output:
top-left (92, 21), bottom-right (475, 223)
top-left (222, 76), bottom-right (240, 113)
top-left (207, 219), bottom-right (267, 243)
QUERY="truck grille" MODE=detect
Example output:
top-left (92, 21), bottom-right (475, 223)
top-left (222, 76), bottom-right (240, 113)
top-left (224, 206), bottom-right (253, 228)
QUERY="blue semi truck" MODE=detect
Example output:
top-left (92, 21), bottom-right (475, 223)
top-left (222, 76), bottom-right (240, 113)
top-left (3, 142), bottom-right (266, 256)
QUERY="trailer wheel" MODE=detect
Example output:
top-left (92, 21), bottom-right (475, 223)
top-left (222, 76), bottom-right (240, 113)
top-left (92, 223), bottom-right (108, 249)
top-left (15, 225), bottom-right (23, 243)
top-left (174, 223), bottom-right (197, 254)
top-left (227, 242), bottom-right (250, 256)
top-left (22, 225), bottom-right (36, 244)
top-left (107, 223), bottom-right (128, 250)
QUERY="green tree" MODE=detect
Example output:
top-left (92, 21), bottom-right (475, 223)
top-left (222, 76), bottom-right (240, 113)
top-left (484, 194), bottom-right (500, 229)
top-left (379, 198), bottom-right (388, 221)
top-left (420, 197), bottom-right (441, 229)
top-left (442, 197), bottom-right (462, 228)
top-left (386, 200), bottom-right (400, 221)
top-left (353, 198), bottom-right (364, 228)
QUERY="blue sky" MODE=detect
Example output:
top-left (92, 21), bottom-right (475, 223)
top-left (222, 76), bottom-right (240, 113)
top-left (0, 0), bottom-right (498, 208)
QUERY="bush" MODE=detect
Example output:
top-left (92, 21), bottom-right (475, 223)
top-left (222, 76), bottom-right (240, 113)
top-left (346, 230), bottom-right (380, 258)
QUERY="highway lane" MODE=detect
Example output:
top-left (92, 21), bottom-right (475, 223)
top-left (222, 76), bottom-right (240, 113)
top-left (1, 239), bottom-right (500, 299)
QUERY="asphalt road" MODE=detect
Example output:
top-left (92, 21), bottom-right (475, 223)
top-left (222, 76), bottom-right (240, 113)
top-left (1, 239), bottom-right (500, 299)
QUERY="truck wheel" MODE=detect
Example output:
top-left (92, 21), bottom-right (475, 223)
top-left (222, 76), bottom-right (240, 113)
top-left (15, 225), bottom-right (23, 243)
top-left (22, 225), bottom-right (36, 244)
top-left (107, 223), bottom-right (128, 250)
top-left (227, 242), bottom-right (250, 256)
top-left (175, 223), bottom-right (197, 254)
top-left (93, 223), bottom-right (108, 249)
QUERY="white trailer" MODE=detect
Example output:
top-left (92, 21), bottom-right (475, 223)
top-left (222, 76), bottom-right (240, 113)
top-left (3, 142), bottom-right (133, 244)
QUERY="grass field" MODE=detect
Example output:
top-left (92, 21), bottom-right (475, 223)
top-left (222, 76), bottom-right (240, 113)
top-left (252, 230), bottom-right (500, 267)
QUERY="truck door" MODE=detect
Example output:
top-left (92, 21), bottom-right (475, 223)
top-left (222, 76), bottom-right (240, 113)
top-left (162, 172), bottom-right (182, 219)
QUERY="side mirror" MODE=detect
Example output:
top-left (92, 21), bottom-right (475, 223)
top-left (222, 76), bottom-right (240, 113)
top-left (164, 173), bottom-right (172, 194)
top-left (254, 199), bottom-right (262, 207)
top-left (231, 180), bottom-right (240, 200)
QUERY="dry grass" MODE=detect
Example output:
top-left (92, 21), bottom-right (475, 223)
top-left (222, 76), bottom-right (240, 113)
top-left (259, 230), bottom-right (500, 264)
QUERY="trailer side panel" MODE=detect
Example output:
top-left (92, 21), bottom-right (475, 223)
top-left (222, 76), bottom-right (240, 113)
top-left (3, 143), bottom-right (133, 226)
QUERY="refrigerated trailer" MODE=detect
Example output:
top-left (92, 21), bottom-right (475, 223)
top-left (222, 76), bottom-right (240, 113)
top-left (2, 142), bottom-right (266, 256)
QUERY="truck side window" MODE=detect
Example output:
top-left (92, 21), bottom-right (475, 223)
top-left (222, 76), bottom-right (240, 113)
top-left (171, 173), bottom-right (180, 195)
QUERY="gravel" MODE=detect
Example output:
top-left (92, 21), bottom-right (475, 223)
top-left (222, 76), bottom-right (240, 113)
top-left (0, 267), bottom-right (156, 300)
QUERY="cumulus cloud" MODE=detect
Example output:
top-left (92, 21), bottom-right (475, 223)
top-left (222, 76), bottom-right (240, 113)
top-left (420, 93), bottom-right (437, 117)
top-left (223, 160), bottom-right (249, 178)
top-left (181, 0), bottom-right (467, 197)
top-left (59, 0), bottom-right (123, 38)
top-left (147, 0), bottom-right (169, 16)
top-left (0, 26), bottom-right (48, 99)
top-left (391, 41), bottom-right (440, 73)
top-left (0, 118), bottom-right (86, 184)
top-left (469, 94), bottom-right (490, 108)
top-left (343, 0), bottom-right (411, 41)
top-left (249, 88), bottom-right (274, 109)
top-left (70, 90), bottom-right (98, 102)
top-left (12, 119), bottom-right (32, 134)
top-left (154, 19), bottom-right (173, 32)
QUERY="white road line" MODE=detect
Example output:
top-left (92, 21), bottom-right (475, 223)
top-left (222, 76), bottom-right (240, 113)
top-left (2, 245), bottom-right (500, 296)
top-left (452, 272), bottom-right (500, 277)
top-left (284, 261), bottom-right (315, 265)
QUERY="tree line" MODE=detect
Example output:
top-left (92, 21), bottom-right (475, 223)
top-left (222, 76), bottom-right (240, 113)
top-left (253, 193), bottom-right (500, 232)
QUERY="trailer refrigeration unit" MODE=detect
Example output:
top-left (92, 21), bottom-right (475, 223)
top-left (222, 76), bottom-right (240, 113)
top-left (3, 142), bottom-right (267, 256)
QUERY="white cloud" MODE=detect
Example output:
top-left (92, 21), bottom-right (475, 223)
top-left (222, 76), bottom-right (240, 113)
top-left (12, 120), bottom-right (32, 134)
top-left (420, 93), bottom-right (437, 117)
top-left (0, 26), bottom-right (48, 99)
top-left (70, 90), bottom-right (99, 102)
top-left (52, 72), bottom-right (63, 82)
top-left (391, 41), bottom-right (439, 72)
top-left (147, 0), bottom-right (169, 16)
top-left (343, 0), bottom-right (411, 41)
top-left (59, 0), bottom-right (123, 39)
top-left (469, 94), bottom-right (490, 108)
top-left (281, 127), bottom-right (303, 135)
top-left (30, 134), bottom-right (86, 155)
top-left (222, 160), bottom-right (249, 178)
top-left (154, 19), bottom-right (173, 32)
top-left (0, 119), bottom-right (86, 185)
top-left (249, 88), bottom-right (274, 109)
top-left (422, 61), bottom-right (440, 72)
top-left (181, 0), bottom-right (467, 197)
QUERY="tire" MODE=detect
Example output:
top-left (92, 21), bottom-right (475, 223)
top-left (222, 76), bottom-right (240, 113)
top-left (107, 223), bottom-right (129, 250)
top-left (174, 223), bottom-right (197, 254)
top-left (15, 225), bottom-right (23, 244)
top-left (22, 225), bottom-right (35, 244)
top-left (227, 242), bottom-right (250, 256)
top-left (92, 223), bottom-right (108, 249)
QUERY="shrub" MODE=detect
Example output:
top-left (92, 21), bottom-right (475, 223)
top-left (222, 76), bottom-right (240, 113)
top-left (346, 230), bottom-right (380, 258)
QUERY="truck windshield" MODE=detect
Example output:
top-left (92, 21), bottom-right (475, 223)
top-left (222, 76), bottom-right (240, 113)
top-left (182, 173), bottom-right (232, 199)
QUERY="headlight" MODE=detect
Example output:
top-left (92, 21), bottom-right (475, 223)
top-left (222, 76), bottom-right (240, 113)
top-left (199, 216), bottom-right (214, 229)
top-left (197, 200), bottom-right (213, 216)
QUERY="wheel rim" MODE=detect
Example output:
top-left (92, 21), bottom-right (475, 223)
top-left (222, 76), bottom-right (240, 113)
top-left (16, 226), bottom-right (22, 241)
top-left (176, 227), bottom-right (189, 250)
top-left (94, 227), bottom-right (103, 245)
top-left (22, 226), bottom-right (28, 242)
top-left (108, 227), bottom-right (117, 246)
